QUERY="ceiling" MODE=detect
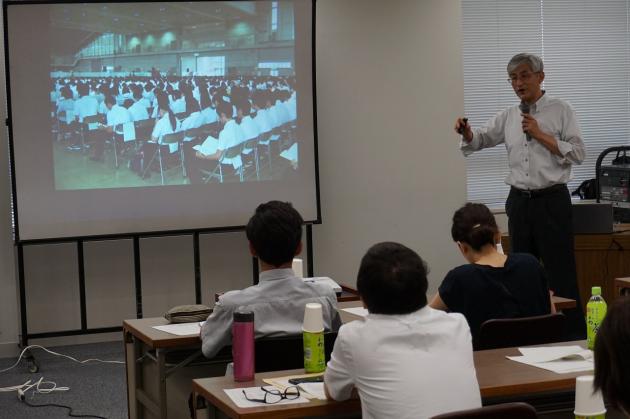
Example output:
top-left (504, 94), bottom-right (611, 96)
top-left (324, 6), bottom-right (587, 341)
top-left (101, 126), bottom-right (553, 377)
top-left (48, 1), bottom-right (266, 55)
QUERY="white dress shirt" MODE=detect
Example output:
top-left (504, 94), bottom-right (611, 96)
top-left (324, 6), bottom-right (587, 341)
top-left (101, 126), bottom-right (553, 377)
top-left (200, 268), bottom-right (341, 358)
top-left (106, 105), bottom-right (132, 134)
top-left (152, 113), bottom-right (181, 153)
top-left (254, 109), bottom-right (272, 135)
top-left (201, 106), bottom-right (218, 124)
top-left (198, 119), bottom-right (243, 169)
top-left (325, 306), bottom-right (481, 419)
top-left (461, 93), bottom-right (585, 190)
top-left (238, 115), bottom-right (260, 154)
top-left (128, 101), bottom-right (149, 122)
top-left (74, 95), bottom-right (99, 123)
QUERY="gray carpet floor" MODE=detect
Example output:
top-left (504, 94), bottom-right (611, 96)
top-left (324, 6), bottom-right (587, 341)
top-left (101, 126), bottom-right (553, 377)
top-left (0, 341), bottom-right (127, 419)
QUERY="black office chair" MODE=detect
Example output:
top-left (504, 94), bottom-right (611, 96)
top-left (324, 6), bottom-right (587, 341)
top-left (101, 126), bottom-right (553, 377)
top-left (476, 313), bottom-right (566, 350)
top-left (255, 331), bottom-right (337, 373)
top-left (432, 402), bottom-right (538, 419)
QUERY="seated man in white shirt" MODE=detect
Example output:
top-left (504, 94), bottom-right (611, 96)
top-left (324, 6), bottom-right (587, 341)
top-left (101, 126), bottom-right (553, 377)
top-left (324, 242), bottom-right (482, 419)
top-left (200, 200), bottom-right (341, 358)
top-left (185, 100), bottom-right (241, 184)
top-left (127, 87), bottom-right (150, 122)
top-left (90, 94), bottom-right (132, 162)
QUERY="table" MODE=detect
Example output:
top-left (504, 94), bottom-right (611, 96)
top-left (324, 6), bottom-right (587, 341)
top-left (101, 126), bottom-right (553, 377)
top-left (192, 341), bottom-right (589, 418)
top-left (502, 225), bottom-right (630, 309)
top-left (124, 286), bottom-right (360, 419)
top-left (125, 293), bottom-right (574, 419)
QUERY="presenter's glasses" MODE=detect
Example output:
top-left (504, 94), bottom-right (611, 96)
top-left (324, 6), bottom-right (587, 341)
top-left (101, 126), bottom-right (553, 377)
top-left (242, 386), bottom-right (300, 404)
top-left (508, 71), bottom-right (541, 84)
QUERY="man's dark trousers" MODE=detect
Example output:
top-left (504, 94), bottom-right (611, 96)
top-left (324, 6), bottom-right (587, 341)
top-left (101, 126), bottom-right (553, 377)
top-left (506, 184), bottom-right (586, 340)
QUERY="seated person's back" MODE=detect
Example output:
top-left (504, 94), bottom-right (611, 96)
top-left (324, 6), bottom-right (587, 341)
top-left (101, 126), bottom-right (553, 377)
top-left (430, 203), bottom-right (552, 348)
top-left (201, 201), bottom-right (340, 358)
top-left (325, 242), bottom-right (481, 419)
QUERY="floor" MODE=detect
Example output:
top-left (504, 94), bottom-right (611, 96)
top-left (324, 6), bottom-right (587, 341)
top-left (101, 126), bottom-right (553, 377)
top-left (51, 133), bottom-right (295, 190)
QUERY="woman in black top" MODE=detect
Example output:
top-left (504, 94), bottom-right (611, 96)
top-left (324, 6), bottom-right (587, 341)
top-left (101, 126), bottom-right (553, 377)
top-left (429, 203), bottom-right (553, 349)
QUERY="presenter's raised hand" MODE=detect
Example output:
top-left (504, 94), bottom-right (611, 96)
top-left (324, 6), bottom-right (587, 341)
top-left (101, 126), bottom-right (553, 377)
top-left (454, 117), bottom-right (473, 143)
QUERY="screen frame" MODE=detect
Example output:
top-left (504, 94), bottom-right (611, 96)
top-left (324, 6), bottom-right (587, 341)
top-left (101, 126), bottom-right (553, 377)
top-left (3, 0), bottom-right (321, 245)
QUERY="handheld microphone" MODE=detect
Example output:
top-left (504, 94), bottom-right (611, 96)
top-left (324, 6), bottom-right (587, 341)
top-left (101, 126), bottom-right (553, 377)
top-left (519, 102), bottom-right (531, 141)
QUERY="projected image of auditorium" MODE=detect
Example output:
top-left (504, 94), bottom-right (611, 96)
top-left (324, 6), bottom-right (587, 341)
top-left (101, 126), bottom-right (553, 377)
top-left (50, 1), bottom-right (298, 190)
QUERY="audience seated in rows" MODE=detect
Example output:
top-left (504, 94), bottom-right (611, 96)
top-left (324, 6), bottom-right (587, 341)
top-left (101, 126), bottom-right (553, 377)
top-left (324, 241), bottom-right (481, 419)
top-left (200, 200), bottom-right (341, 358)
top-left (429, 202), bottom-right (553, 349)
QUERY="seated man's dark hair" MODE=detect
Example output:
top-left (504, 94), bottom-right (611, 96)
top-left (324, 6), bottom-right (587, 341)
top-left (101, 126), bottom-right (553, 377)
top-left (451, 202), bottom-right (499, 251)
top-left (594, 297), bottom-right (630, 415)
top-left (357, 242), bottom-right (428, 315)
top-left (216, 100), bottom-right (233, 119)
top-left (246, 201), bottom-right (303, 267)
top-left (77, 82), bottom-right (89, 97)
top-left (104, 94), bottom-right (117, 107)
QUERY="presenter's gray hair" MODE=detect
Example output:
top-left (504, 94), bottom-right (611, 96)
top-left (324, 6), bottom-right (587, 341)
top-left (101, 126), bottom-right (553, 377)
top-left (507, 53), bottom-right (544, 74)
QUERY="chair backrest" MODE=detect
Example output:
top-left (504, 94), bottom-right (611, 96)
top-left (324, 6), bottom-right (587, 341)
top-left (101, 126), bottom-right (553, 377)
top-left (134, 119), bottom-right (154, 140)
top-left (184, 127), bottom-right (203, 140)
top-left (243, 137), bottom-right (259, 150)
top-left (175, 111), bottom-right (189, 121)
top-left (431, 402), bottom-right (538, 419)
top-left (83, 114), bottom-right (105, 124)
top-left (477, 313), bottom-right (566, 351)
top-left (221, 143), bottom-right (244, 160)
top-left (255, 332), bottom-right (337, 373)
top-left (160, 131), bottom-right (185, 144)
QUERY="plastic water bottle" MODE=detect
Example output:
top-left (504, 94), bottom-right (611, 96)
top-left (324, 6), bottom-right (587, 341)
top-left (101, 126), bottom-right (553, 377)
top-left (303, 303), bottom-right (325, 373)
top-left (232, 310), bottom-right (255, 381)
top-left (586, 287), bottom-right (607, 350)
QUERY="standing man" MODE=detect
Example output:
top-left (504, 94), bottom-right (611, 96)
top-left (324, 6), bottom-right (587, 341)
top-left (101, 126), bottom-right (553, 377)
top-left (455, 53), bottom-right (586, 338)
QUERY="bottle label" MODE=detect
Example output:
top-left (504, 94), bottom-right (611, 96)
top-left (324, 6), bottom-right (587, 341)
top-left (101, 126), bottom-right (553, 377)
top-left (586, 300), bottom-right (607, 350)
top-left (575, 414), bottom-right (605, 419)
top-left (303, 331), bottom-right (325, 373)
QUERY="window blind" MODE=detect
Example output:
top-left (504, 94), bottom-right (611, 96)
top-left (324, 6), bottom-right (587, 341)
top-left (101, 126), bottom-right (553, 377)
top-left (462, 0), bottom-right (630, 207)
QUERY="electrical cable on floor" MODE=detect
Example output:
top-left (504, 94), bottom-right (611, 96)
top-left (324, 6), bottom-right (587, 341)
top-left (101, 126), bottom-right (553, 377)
top-left (0, 344), bottom-right (122, 418)
top-left (21, 396), bottom-right (108, 419)
top-left (0, 344), bottom-right (124, 374)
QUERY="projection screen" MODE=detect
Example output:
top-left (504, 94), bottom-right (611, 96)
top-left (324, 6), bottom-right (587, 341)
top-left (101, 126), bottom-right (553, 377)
top-left (4, 0), bottom-right (319, 242)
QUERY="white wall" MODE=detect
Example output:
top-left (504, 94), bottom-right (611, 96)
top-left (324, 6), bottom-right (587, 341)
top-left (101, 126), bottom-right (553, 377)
top-left (0, 0), bottom-right (467, 356)
top-left (313, 0), bottom-right (467, 291)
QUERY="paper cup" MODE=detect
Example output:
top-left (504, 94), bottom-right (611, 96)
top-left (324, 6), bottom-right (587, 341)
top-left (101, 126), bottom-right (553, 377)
top-left (292, 258), bottom-right (304, 278)
top-left (303, 302), bottom-right (324, 333)
top-left (574, 375), bottom-right (606, 417)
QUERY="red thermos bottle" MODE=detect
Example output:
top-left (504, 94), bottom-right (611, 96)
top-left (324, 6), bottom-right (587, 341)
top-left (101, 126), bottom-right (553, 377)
top-left (232, 310), bottom-right (255, 381)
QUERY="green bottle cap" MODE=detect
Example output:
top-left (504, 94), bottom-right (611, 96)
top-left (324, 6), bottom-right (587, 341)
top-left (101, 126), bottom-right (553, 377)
top-left (592, 286), bottom-right (602, 296)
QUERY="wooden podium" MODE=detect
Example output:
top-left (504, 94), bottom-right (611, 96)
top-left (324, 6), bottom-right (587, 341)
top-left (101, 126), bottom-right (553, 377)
top-left (502, 224), bottom-right (630, 310)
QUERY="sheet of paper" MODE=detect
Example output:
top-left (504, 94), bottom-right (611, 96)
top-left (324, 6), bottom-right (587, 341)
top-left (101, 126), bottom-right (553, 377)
top-left (341, 307), bottom-right (369, 317)
top-left (512, 346), bottom-right (591, 363)
top-left (506, 345), bottom-right (594, 374)
top-left (280, 143), bottom-right (298, 162)
top-left (303, 276), bottom-right (341, 293)
top-left (123, 121), bottom-right (136, 142)
top-left (152, 322), bottom-right (201, 336)
top-left (297, 383), bottom-right (326, 400)
top-left (224, 386), bottom-right (310, 408)
top-left (194, 136), bottom-right (219, 155)
top-left (507, 356), bottom-right (593, 374)
top-left (263, 374), bottom-right (325, 400)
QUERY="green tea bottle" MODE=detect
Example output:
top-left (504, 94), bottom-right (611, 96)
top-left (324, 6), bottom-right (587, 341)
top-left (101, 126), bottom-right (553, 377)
top-left (586, 286), bottom-right (607, 350)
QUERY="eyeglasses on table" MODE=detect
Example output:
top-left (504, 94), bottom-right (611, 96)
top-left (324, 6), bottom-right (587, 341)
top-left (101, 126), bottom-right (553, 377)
top-left (242, 386), bottom-right (301, 404)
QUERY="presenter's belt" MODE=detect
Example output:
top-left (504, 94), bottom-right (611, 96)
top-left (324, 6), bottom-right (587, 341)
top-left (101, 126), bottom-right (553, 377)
top-left (510, 183), bottom-right (567, 198)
